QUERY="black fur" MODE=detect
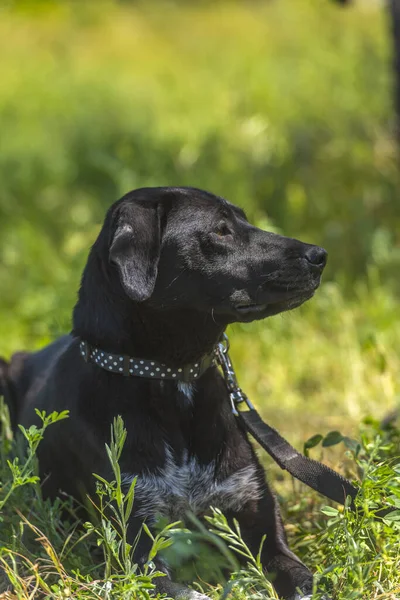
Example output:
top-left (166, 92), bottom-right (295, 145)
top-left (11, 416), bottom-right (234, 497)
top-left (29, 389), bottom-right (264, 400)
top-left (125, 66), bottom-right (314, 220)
top-left (2, 187), bottom-right (327, 600)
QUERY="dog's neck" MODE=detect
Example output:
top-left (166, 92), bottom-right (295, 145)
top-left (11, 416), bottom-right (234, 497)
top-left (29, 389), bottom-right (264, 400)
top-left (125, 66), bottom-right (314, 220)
top-left (72, 259), bottom-right (225, 366)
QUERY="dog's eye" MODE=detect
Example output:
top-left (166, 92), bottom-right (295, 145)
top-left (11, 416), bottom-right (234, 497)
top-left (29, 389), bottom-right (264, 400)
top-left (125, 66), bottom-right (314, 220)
top-left (214, 223), bottom-right (232, 238)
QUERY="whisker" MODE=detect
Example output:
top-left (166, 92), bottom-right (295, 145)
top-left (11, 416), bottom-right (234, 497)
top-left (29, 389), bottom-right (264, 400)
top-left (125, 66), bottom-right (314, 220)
top-left (165, 268), bottom-right (188, 289)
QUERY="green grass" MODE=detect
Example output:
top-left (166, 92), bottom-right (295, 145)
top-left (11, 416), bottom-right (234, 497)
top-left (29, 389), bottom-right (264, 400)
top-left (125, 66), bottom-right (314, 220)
top-left (0, 411), bottom-right (400, 599)
top-left (1, 0), bottom-right (400, 597)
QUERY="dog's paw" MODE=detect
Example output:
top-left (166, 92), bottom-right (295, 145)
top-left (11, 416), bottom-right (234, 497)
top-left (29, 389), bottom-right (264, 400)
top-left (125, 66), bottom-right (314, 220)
top-left (152, 576), bottom-right (211, 600)
top-left (186, 593), bottom-right (211, 600)
top-left (288, 595), bottom-right (331, 600)
top-left (172, 586), bottom-right (210, 600)
top-left (177, 591), bottom-right (211, 600)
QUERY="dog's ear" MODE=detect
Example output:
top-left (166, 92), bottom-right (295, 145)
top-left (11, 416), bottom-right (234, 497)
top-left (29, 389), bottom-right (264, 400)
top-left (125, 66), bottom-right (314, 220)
top-left (109, 201), bottom-right (161, 302)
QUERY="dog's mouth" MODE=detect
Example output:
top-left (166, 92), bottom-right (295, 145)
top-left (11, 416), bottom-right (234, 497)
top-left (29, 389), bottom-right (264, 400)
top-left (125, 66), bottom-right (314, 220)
top-left (235, 302), bottom-right (268, 315)
top-left (232, 291), bottom-right (315, 322)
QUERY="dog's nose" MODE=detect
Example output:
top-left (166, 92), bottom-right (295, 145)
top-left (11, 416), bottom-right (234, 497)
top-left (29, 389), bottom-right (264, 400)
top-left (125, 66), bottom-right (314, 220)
top-left (304, 246), bottom-right (327, 270)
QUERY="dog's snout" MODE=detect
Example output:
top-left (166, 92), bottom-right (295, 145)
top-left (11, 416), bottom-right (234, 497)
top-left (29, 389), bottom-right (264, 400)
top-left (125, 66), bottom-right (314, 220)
top-left (304, 246), bottom-right (327, 270)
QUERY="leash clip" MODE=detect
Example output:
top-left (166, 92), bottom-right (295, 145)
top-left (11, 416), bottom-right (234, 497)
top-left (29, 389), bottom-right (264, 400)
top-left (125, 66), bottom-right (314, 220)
top-left (216, 334), bottom-right (254, 416)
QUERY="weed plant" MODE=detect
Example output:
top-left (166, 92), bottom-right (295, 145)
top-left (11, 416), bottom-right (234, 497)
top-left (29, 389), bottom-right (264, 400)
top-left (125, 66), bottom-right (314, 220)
top-left (0, 409), bottom-right (399, 599)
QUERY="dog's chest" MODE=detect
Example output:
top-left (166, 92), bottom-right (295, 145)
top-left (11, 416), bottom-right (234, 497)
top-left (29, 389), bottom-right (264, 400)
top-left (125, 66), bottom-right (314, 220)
top-left (122, 448), bottom-right (261, 522)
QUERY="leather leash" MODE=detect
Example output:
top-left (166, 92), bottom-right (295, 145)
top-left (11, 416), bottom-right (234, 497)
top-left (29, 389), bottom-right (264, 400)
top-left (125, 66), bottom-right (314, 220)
top-left (215, 334), bottom-right (359, 507)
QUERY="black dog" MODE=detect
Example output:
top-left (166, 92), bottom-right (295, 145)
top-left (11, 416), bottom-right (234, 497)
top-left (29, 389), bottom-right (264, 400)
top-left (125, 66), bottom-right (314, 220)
top-left (2, 187), bottom-right (327, 599)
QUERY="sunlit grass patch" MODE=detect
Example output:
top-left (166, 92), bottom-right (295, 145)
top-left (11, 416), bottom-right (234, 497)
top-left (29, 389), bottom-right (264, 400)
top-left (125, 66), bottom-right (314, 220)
top-left (1, 412), bottom-right (400, 599)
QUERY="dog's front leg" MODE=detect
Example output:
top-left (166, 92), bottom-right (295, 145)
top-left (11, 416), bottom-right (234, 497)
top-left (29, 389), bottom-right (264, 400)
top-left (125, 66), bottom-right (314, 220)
top-left (227, 489), bottom-right (314, 600)
top-left (128, 516), bottom-right (211, 600)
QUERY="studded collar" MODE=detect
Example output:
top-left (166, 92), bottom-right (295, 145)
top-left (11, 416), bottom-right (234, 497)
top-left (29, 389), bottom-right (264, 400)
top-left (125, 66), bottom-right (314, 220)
top-left (79, 340), bottom-right (216, 383)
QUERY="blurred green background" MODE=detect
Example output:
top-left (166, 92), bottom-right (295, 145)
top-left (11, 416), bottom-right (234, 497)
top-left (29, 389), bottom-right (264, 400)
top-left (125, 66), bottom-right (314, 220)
top-left (1, 0), bottom-right (399, 445)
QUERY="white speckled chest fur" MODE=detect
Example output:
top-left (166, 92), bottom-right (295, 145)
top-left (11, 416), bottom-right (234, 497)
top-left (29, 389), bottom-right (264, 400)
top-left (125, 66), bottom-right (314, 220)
top-left (122, 445), bottom-right (261, 522)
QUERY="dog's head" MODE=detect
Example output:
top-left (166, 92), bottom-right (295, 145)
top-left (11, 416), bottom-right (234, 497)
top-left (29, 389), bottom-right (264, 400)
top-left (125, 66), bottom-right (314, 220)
top-left (101, 187), bottom-right (326, 324)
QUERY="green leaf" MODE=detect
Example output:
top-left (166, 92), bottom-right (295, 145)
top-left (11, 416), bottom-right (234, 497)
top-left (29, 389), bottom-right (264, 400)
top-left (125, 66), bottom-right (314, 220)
top-left (320, 506), bottom-right (339, 517)
top-left (303, 434), bottom-right (323, 456)
top-left (383, 509), bottom-right (400, 522)
top-left (322, 431), bottom-right (344, 448)
top-left (343, 436), bottom-right (361, 455)
top-left (124, 476), bottom-right (137, 522)
top-left (386, 495), bottom-right (400, 508)
top-left (92, 473), bottom-right (111, 487)
top-left (143, 523), bottom-right (154, 542)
